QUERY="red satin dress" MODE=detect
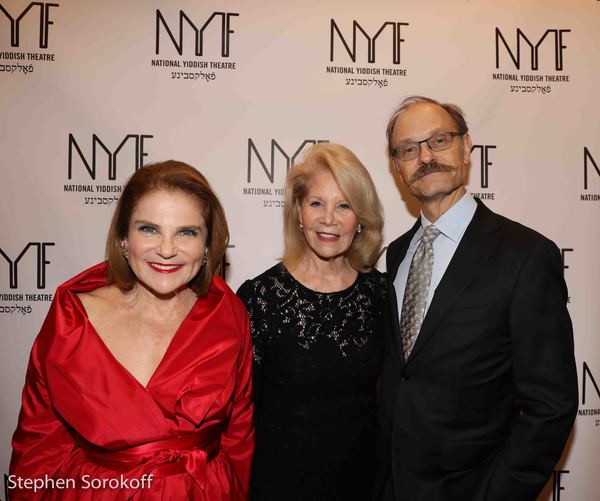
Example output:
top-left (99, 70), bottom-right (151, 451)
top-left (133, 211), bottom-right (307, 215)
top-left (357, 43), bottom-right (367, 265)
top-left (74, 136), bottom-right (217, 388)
top-left (9, 263), bottom-right (254, 500)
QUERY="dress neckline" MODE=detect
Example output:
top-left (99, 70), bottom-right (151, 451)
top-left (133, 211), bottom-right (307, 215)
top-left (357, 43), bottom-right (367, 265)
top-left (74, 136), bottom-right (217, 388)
top-left (279, 263), bottom-right (361, 296)
top-left (73, 290), bottom-right (198, 390)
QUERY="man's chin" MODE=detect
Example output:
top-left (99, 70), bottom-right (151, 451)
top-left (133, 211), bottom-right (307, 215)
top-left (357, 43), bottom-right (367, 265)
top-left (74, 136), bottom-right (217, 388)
top-left (414, 185), bottom-right (466, 201)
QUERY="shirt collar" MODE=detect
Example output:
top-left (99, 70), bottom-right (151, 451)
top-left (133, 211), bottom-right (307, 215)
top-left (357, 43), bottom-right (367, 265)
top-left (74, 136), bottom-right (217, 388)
top-left (419, 191), bottom-right (477, 243)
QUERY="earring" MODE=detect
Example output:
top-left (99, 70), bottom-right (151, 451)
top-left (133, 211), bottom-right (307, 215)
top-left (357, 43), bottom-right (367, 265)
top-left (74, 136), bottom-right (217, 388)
top-left (357, 223), bottom-right (363, 234)
top-left (202, 247), bottom-right (208, 266)
top-left (299, 221), bottom-right (304, 230)
top-left (120, 241), bottom-right (128, 259)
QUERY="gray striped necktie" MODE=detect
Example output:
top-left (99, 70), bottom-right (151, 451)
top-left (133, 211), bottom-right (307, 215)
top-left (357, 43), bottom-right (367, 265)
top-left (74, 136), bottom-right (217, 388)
top-left (400, 225), bottom-right (441, 359)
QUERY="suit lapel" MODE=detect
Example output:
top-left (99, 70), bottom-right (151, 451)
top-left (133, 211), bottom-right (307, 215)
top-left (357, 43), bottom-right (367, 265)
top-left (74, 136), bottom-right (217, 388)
top-left (386, 219), bottom-right (421, 367)
top-left (407, 199), bottom-right (501, 362)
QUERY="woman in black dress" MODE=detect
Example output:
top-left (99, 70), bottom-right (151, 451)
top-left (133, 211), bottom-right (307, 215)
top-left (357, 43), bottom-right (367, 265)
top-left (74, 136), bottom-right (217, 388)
top-left (237, 143), bottom-right (385, 500)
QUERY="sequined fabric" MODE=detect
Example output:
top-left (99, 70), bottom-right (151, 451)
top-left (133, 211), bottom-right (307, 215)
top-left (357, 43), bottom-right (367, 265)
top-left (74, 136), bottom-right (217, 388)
top-left (237, 263), bottom-right (386, 501)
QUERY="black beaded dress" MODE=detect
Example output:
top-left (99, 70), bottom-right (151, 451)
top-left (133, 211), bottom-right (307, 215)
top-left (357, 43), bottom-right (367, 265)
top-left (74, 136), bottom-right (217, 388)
top-left (237, 263), bottom-right (386, 501)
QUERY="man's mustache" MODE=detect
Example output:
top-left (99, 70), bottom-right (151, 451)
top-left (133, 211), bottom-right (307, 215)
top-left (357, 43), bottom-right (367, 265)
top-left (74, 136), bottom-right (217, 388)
top-left (408, 161), bottom-right (456, 184)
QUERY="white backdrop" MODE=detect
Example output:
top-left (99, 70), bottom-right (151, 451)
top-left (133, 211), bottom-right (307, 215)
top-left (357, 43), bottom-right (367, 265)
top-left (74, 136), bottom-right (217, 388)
top-left (1, 0), bottom-right (599, 499)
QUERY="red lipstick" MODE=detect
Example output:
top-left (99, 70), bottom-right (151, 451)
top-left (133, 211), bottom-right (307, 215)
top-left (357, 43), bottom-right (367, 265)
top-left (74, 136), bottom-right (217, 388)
top-left (147, 262), bottom-right (184, 274)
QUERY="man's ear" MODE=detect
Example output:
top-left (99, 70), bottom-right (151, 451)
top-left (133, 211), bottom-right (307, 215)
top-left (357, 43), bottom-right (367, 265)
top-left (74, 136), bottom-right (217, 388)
top-left (462, 133), bottom-right (473, 166)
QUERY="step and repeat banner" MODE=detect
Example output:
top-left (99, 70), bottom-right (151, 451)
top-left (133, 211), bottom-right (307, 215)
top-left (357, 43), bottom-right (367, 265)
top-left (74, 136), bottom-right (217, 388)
top-left (1, 0), bottom-right (599, 498)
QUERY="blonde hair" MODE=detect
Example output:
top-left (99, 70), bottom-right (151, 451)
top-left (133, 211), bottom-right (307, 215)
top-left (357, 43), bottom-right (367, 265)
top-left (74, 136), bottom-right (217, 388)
top-left (106, 160), bottom-right (229, 297)
top-left (282, 143), bottom-right (383, 272)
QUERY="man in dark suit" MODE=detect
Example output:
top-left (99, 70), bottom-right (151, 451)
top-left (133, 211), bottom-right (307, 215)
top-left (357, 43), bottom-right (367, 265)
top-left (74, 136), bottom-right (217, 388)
top-left (376, 96), bottom-right (578, 501)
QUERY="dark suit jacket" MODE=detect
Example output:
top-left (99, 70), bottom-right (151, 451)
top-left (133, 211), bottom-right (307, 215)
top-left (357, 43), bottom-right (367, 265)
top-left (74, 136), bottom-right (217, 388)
top-left (376, 199), bottom-right (578, 501)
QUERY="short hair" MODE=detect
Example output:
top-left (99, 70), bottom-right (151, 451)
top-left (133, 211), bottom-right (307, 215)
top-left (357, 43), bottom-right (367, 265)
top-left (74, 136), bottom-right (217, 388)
top-left (283, 143), bottom-right (384, 272)
top-left (106, 160), bottom-right (229, 297)
top-left (385, 95), bottom-right (469, 154)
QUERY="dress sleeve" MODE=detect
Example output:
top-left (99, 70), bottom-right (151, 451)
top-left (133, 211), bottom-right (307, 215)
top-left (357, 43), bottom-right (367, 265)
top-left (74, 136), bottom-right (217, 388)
top-left (236, 280), bottom-right (265, 404)
top-left (219, 302), bottom-right (255, 494)
top-left (9, 336), bottom-right (75, 499)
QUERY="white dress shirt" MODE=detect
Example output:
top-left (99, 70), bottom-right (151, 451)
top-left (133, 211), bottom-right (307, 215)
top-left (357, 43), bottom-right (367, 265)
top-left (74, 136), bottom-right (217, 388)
top-left (393, 192), bottom-right (478, 318)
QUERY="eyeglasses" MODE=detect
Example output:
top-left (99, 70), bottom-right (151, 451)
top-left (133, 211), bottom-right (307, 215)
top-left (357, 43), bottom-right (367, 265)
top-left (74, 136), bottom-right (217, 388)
top-left (392, 131), bottom-right (464, 162)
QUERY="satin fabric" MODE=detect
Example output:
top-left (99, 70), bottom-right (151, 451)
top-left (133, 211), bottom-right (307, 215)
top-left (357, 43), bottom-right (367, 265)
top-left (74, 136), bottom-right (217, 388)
top-left (10, 262), bottom-right (254, 500)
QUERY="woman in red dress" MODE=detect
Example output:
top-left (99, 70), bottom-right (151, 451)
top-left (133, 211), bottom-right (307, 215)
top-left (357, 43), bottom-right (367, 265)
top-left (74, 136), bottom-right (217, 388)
top-left (10, 161), bottom-right (254, 500)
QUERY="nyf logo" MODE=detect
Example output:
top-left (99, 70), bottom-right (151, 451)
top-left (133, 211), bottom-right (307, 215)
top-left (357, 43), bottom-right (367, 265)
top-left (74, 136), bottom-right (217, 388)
top-left (0, 2), bottom-right (58, 48)
top-left (155, 10), bottom-right (238, 56)
top-left (330, 19), bottom-right (408, 64)
top-left (471, 144), bottom-right (496, 189)
top-left (247, 139), bottom-right (328, 183)
top-left (68, 133), bottom-right (153, 180)
top-left (584, 147), bottom-right (599, 190)
top-left (560, 248), bottom-right (573, 275)
top-left (495, 28), bottom-right (569, 71)
top-left (0, 242), bottom-right (54, 289)
top-left (550, 470), bottom-right (570, 501)
top-left (581, 362), bottom-right (600, 406)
